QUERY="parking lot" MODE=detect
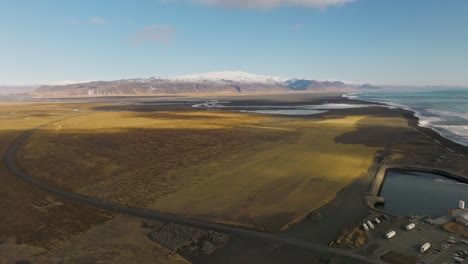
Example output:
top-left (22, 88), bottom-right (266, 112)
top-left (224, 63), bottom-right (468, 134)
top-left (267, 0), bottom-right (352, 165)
top-left (416, 238), bottom-right (468, 264)
top-left (385, 226), bottom-right (447, 252)
top-left (365, 217), bottom-right (468, 264)
top-left (420, 240), bottom-right (468, 264)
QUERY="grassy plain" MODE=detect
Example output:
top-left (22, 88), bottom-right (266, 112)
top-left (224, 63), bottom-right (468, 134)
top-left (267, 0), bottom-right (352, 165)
top-left (31, 215), bottom-right (189, 264)
top-left (0, 102), bottom-right (187, 264)
top-left (149, 115), bottom-right (407, 230)
top-left (17, 104), bottom-right (409, 231)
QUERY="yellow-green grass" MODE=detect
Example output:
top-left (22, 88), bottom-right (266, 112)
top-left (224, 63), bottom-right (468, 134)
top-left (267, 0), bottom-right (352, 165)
top-left (0, 102), bottom-right (190, 263)
top-left (29, 215), bottom-right (189, 264)
top-left (18, 107), bottom-right (409, 231)
top-left (19, 110), bottom-right (285, 205)
top-left (0, 102), bottom-right (115, 249)
top-left (150, 116), bottom-right (408, 231)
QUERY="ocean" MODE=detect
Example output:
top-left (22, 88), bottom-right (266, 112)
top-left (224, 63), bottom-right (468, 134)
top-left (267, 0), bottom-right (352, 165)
top-left (348, 89), bottom-right (468, 147)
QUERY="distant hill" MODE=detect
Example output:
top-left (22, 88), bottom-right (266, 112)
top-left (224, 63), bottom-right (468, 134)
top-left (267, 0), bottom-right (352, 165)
top-left (0, 85), bottom-right (39, 95)
top-left (285, 79), bottom-right (351, 91)
top-left (358, 84), bottom-right (381, 90)
top-left (32, 71), bottom-right (357, 98)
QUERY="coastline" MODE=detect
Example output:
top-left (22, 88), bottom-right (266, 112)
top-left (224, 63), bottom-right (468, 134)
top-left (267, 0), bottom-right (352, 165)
top-left (283, 94), bottom-right (468, 246)
top-left (343, 95), bottom-right (468, 157)
top-left (344, 92), bottom-right (468, 152)
top-left (408, 116), bottom-right (468, 157)
top-left (2, 93), bottom-right (467, 263)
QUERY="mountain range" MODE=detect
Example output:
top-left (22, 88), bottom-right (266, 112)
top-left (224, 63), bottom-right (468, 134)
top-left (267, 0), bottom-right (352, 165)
top-left (31, 71), bottom-right (376, 97)
top-left (0, 85), bottom-right (39, 95)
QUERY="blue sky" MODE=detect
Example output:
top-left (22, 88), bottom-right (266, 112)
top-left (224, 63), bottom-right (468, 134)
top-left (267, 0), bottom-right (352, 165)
top-left (0, 0), bottom-right (467, 85)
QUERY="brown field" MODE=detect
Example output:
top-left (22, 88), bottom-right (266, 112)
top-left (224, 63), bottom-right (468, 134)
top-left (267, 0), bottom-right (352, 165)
top-left (149, 115), bottom-right (407, 230)
top-left (17, 105), bottom-right (409, 231)
top-left (3, 96), bottom-right (468, 264)
top-left (31, 215), bottom-right (189, 264)
top-left (0, 102), bottom-right (187, 264)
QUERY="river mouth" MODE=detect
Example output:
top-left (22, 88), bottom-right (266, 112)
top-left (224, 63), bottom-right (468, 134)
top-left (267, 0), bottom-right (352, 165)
top-left (376, 169), bottom-right (468, 218)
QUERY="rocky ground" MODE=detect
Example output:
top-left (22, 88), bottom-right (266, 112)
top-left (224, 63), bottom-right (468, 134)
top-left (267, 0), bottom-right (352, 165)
top-left (148, 223), bottom-right (230, 257)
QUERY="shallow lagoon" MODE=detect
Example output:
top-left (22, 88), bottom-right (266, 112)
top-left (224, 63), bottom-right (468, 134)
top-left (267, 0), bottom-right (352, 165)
top-left (241, 109), bottom-right (328, 115)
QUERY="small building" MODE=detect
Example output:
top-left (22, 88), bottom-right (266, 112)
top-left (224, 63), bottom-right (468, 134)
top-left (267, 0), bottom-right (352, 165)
top-left (452, 209), bottom-right (468, 226)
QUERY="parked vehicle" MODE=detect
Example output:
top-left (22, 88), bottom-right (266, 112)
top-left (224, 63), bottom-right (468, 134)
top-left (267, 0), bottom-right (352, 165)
top-left (385, 231), bottom-right (396, 239)
top-left (362, 223), bottom-right (369, 231)
top-left (420, 243), bottom-right (431, 253)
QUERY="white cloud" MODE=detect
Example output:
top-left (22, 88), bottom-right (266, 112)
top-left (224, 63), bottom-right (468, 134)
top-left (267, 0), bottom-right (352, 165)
top-left (89, 17), bottom-right (106, 24)
top-left (133, 25), bottom-right (176, 45)
top-left (183, 0), bottom-right (354, 9)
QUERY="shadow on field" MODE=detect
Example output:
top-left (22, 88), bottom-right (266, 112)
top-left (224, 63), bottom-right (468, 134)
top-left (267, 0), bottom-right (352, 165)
top-left (335, 125), bottom-right (418, 148)
top-left (12, 121), bottom-right (381, 233)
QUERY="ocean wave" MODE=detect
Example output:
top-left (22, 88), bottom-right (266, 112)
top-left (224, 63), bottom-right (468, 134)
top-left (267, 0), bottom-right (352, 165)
top-left (414, 122), bottom-right (468, 146)
top-left (432, 125), bottom-right (468, 136)
top-left (351, 92), bottom-right (468, 147)
top-left (417, 116), bottom-right (444, 128)
top-left (413, 121), bottom-right (468, 146)
top-left (426, 109), bottom-right (468, 121)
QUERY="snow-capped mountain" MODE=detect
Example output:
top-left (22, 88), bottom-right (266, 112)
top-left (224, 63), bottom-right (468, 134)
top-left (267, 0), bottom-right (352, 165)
top-left (32, 71), bottom-right (357, 97)
top-left (169, 71), bottom-right (287, 84)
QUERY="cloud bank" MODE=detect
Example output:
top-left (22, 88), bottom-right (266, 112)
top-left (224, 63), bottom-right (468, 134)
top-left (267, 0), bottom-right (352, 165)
top-left (186, 0), bottom-right (354, 9)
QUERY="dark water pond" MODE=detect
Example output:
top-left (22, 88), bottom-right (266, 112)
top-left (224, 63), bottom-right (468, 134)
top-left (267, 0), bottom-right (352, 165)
top-left (377, 170), bottom-right (468, 217)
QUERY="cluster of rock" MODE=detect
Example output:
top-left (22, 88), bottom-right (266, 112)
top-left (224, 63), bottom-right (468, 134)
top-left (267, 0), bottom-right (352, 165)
top-left (333, 226), bottom-right (368, 249)
top-left (148, 223), bottom-right (230, 256)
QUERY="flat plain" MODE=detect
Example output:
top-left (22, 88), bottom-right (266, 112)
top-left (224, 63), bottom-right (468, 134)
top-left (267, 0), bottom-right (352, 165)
top-left (5, 96), bottom-right (465, 264)
top-left (16, 102), bottom-right (407, 231)
top-left (0, 102), bottom-right (188, 264)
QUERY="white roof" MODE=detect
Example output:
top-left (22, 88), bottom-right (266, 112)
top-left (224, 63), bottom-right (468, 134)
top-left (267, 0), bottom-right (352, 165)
top-left (453, 209), bottom-right (468, 220)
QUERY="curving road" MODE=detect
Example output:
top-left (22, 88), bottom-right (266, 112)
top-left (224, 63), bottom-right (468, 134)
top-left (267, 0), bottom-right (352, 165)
top-left (4, 114), bottom-right (383, 264)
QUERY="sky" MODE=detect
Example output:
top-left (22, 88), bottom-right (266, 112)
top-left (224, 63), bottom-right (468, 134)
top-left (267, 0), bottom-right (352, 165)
top-left (0, 0), bottom-right (467, 86)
